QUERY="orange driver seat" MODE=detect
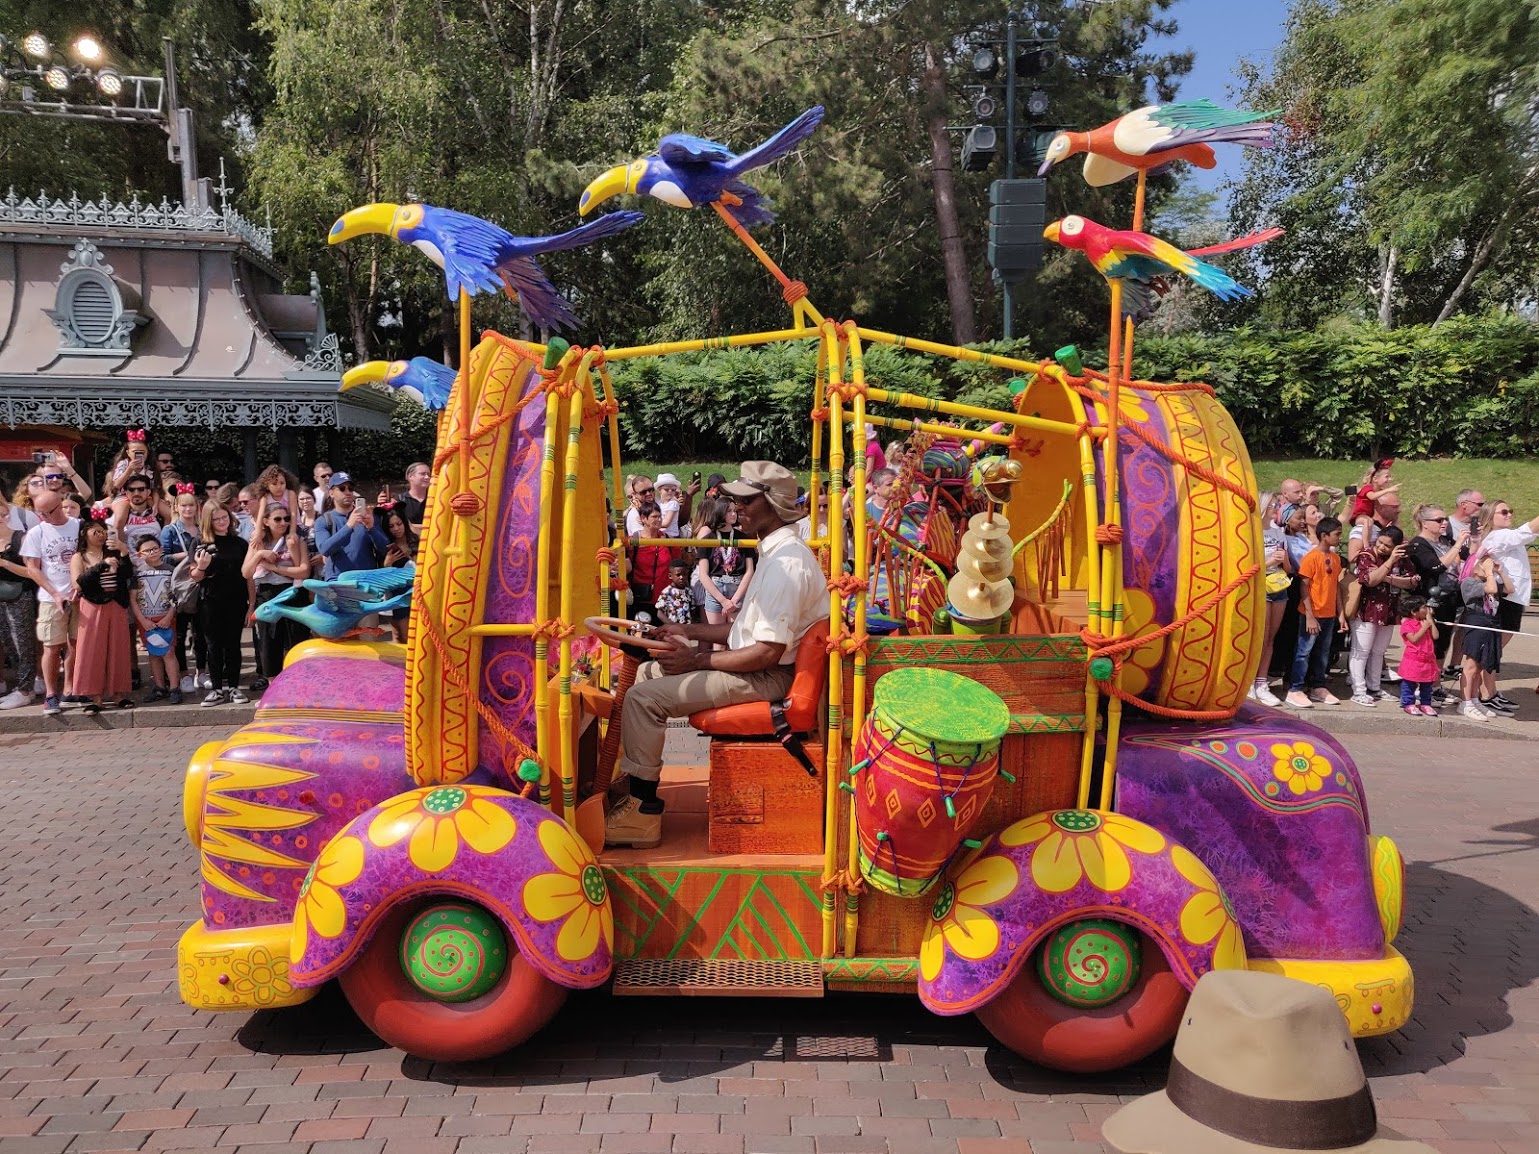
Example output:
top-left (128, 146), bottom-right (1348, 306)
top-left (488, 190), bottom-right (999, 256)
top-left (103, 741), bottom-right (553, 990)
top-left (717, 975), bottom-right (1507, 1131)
top-left (688, 619), bottom-right (830, 742)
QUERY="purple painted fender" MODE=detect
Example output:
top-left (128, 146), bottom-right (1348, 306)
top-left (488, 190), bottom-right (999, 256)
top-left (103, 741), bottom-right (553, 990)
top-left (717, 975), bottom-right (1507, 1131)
top-left (1117, 703), bottom-right (1385, 962)
top-left (289, 785), bottom-right (613, 992)
top-left (918, 810), bottom-right (1246, 1016)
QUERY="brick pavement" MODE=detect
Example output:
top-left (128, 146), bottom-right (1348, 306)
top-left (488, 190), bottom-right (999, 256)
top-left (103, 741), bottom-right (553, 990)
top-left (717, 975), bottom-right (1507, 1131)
top-left (0, 726), bottom-right (1534, 1154)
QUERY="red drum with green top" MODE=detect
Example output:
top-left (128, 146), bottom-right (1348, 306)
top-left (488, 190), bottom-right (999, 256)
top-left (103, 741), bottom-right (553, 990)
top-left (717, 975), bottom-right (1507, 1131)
top-left (853, 668), bottom-right (1010, 898)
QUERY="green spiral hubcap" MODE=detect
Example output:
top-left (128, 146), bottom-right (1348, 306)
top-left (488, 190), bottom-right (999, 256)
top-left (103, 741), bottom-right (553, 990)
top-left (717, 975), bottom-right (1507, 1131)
top-left (399, 903), bottom-right (507, 1002)
top-left (1037, 918), bottom-right (1142, 1008)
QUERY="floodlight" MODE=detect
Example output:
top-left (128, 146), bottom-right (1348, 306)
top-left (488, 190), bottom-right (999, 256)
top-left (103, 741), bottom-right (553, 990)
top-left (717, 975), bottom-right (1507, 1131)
top-left (73, 36), bottom-right (103, 62)
top-left (1027, 89), bottom-right (1051, 118)
top-left (22, 32), bottom-right (51, 59)
top-left (972, 47), bottom-right (998, 77)
top-left (44, 65), bottom-right (71, 92)
top-left (973, 92), bottom-right (998, 120)
top-left (95, 67), bottom-right (122, 96)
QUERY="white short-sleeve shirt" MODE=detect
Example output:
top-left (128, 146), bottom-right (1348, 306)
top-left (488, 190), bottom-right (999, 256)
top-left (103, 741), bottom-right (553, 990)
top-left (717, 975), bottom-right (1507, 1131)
top-left (1480, 525), bottom-right (1537, 605)
top-left (727, 524), bottom-right (825, 664)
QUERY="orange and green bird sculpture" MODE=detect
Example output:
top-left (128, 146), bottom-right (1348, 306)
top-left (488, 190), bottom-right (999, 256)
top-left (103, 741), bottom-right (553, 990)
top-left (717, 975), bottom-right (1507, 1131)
top-left (1037, 98), bottom-right (1279, 187)
top-left (1045, 215), bottom-right (1280, 321)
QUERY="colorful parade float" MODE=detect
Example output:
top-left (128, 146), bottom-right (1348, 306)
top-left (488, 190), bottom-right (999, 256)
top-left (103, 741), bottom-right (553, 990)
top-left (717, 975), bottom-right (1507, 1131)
top-left (177, 101), bottom-right (1411, 1072)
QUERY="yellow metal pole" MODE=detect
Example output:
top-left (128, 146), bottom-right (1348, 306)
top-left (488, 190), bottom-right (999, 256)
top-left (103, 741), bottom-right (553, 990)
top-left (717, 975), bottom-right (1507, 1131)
top-left (533, 386), bottom-right (562, 807)
top-left (1075, 413), bottom-right (1104, 810)
top-left (808, 341), bottom-right (826, 565)
top-left (840, 412), bottom-right (1018, 448)
top-left (456, 287), bottom-right (473, 557)
top-left (556, 355), bottom-right (593, 826)
top-left (843, 322), bottom-right (870, 959)
top-left (474, 623), bottom-right (544, 637)
top-left (819, 325), bottom-right (846, 960)
top-left (861, 387), bottom-right (1081, 439)
top-left (1093, 280), bottom-right (1127, 811)
top-left (601, 328), bottom-right (818, 362)
top-left (856, 326), bottom-right (1051, 376)
top-left (597, 363), bottom-right (628, 636)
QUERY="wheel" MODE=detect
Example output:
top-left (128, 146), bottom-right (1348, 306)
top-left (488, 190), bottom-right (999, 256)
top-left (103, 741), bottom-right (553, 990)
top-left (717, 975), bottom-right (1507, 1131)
top-left (338, 899), bottom-right (567, 1061)
top-left (974, 922), bottom-right (1188, 1073)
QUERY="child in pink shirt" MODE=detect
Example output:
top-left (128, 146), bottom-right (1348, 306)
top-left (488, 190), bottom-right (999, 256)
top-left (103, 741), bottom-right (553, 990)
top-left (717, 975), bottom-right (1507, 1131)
top-left (1397, 595), bottom-right (1439, 716)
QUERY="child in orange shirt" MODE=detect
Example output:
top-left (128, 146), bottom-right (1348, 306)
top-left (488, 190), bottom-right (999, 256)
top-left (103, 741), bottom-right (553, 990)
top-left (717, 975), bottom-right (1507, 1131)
top-left (1286, 517), bottom-right (1345, 708)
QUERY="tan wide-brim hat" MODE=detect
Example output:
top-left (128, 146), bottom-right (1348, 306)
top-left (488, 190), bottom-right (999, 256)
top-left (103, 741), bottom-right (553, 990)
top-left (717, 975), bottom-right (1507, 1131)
top-left (721, 461), bottom-right (802, 523)
top-left (1102, 970), bottom-right (1437, 1154)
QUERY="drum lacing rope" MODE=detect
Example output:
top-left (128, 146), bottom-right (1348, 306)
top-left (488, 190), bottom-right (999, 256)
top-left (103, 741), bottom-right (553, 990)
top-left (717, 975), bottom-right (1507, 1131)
top-left (929, 740), bottom-right (985, 821)
top-left (431, 355), bottom-right (555, 473)
top-left (1079, 564), bottom-right (1262, 722)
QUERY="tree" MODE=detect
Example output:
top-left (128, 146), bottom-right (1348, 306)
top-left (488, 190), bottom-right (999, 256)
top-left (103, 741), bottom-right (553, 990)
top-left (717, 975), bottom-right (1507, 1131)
top-left (1229, 0), bottom-right (1539, 329)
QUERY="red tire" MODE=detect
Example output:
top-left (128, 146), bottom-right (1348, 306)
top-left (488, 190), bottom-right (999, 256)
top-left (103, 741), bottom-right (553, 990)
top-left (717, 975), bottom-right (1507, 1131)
top-left (338, 900), bottom-right (567, 1061)
top-left (974, 931), bottom-right (1188, 1073)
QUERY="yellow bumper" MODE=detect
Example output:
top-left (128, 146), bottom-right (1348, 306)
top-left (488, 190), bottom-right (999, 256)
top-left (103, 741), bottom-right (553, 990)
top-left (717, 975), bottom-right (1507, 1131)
top-left (177, 919), bottom-right (316, 1011)
top-left (1249, 945), bottom-right (1413, 1037)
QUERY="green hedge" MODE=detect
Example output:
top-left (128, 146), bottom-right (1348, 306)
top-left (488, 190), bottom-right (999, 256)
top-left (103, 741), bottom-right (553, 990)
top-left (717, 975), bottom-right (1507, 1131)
top-left (607, 314), bottom-right (1539, 465)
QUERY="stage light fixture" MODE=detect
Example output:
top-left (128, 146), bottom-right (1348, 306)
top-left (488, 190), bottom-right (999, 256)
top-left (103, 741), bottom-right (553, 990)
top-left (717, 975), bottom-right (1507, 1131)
top-left (22, 32), bottom-right (50, 59)
top-left (44, 64), bottom-right (71, 92)
top-left (95, 67), bottom-right (122, 96)
top-left (73, 35), bottom-right (104, 62)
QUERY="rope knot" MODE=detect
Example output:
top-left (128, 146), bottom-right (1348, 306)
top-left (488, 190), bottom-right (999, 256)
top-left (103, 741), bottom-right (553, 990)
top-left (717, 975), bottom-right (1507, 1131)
top-left (449, 492), bottom-right (483, 518)
top-left (609, 577), bottom-right (630, 592)
top-left (1095, 524), bottom-right (1124, 545)
top-left (783, 280), bottom-right (809, 305)
top-left (827, 574), bottom-right (866, 597)
top-left (535, 618), bottom-right (577, 642)
top-left (595, 548), bottom-right (617, 565)
top-left (810, 406), bottom-right (830, 422)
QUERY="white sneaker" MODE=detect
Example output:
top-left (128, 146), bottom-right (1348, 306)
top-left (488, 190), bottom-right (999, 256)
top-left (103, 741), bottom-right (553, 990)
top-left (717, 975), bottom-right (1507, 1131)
top-left (180, 675), bottom-right (195, 694)
top-left (604, 795), bottom-right (663, 849)
top-left (1254, 684), bottom-right (1282, 707)
top-left (199, 672), bottom-right (213, 690)
top-left (1383, 665), bottom-right (1400, 682)
top-left (0, 688), bottom-right (31, 710)
top-left (227, 688), bottom-right (250, 704)
top-left (1458, 700), bottom-right (1490, 723)
top-left (1350, 693), bottom-right (1376, 708)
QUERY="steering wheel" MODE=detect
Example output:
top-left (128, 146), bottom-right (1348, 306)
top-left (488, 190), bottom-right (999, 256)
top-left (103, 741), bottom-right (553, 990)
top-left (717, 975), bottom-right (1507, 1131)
top-left (581, 615), bottom-right (677, 653)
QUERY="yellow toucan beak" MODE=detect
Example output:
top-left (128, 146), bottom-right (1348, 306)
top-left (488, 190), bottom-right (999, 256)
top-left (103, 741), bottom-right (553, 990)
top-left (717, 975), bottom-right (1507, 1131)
top-left (328, 203), bottom-right (400, 244)
top-left (1043, 221), bottom-right (1060, 242)
top-left (578, 165), bottom-right (634, 217)
top-left (340, 361), bottom-right (395, 392)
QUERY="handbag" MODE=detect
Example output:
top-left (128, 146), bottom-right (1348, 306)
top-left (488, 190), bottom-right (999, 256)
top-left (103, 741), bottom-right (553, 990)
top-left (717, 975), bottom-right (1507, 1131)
top-left (0, 529), bottom-right (32, 603)
top-left (1264, 569), bottom-right (1292, 595)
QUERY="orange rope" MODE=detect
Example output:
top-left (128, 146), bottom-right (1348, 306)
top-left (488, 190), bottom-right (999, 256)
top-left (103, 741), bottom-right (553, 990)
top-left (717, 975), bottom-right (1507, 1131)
top-left (827, 573), bottom-right (866, 597)
top-left (1095, 524), bottom-right (1124, 545)
top-left (810, 406), bottom-right (830, 422)
top-left (418, 606), bottom-right (541, 775)
top-left (825, 628), bottom-right (870, 657)
top-left (432, 380), bottom-right (546, 472)
top-left (820, 869), bottom-right (866, 895)
top-left (1081, 565), bottom-right (1260, 664)
top-left (533, 618), bottom-right (577, 642)
top-left (1118, 419), bottom-right (1256, 508)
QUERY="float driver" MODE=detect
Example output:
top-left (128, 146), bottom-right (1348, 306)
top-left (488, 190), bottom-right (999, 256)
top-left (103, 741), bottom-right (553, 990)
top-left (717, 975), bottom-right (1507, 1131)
top-left (605, 461), bottom-right (826, 848)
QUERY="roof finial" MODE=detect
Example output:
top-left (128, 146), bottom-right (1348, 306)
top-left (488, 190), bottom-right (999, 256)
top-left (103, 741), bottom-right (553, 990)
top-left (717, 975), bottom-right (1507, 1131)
top-left (215, 158), bottom-right (231, 212)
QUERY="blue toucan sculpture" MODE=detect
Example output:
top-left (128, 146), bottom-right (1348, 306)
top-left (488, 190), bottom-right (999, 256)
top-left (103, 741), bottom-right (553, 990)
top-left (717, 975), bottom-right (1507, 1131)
top-left (255, 567), bottom-right (417, 639)
top-left (578, 107), bottom-right (825, 227)
top-left (327, 203), bottom-right (644, 331)
top-left (340, 358), bottom-right (456, 411)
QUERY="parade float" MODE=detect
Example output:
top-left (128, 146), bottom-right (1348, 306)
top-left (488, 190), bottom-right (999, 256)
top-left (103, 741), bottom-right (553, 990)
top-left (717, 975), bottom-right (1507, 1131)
top-left (176, 101), bottom-right (1411, 1072)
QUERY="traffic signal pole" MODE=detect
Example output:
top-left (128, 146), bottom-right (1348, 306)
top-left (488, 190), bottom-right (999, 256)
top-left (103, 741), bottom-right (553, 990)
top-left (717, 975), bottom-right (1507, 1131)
top-left (1003, 10), bottom-right (1017, 339)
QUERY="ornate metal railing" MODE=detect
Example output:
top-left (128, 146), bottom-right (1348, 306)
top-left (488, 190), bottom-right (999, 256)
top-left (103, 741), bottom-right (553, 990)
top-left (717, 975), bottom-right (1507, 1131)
top-left (0, 189), bottom-right (274, 259)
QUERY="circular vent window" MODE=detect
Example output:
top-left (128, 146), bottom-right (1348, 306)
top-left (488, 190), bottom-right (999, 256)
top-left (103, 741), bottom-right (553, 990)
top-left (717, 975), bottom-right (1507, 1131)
top-left (67, 275), bottom-right (117, 344)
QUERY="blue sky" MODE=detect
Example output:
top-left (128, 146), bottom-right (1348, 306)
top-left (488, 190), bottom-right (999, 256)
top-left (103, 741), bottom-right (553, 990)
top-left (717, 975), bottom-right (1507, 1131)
top-left (1153, 0), bottom-right (1292, 194)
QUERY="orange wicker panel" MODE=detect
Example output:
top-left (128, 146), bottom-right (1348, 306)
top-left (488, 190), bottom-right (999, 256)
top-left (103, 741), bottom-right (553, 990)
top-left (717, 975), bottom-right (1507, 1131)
top-left (708, 741), bottom-right (826, 855)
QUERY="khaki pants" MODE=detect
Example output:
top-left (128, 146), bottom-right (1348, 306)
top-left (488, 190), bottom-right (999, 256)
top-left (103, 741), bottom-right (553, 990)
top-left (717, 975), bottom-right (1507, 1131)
top-left (619, 661), bottom-right (795, 782)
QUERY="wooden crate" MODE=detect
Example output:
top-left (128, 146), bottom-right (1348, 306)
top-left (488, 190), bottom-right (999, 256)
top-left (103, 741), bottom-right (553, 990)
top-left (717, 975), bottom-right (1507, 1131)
top-left (708, 740), bottom-right (825, 855)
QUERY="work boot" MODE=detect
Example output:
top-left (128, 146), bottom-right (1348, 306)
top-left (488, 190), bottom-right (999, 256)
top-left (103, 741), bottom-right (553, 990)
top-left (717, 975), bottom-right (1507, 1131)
top-left (604, 795), bottom-right (663, 849)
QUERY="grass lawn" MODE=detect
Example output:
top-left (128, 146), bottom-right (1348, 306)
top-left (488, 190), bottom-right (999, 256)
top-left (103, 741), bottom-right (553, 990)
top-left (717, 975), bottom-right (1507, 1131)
top-left (1251, 458), bottom-right (1539, 519)
top-left (614, 456), bottom-right (1539, 518)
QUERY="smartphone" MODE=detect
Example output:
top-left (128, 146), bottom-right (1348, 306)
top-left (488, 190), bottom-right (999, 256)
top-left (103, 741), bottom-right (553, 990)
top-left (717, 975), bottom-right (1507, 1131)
top-left (32, 452), bottom-right (45, 463)
top-left (692, 471), bottom-right (701, 482)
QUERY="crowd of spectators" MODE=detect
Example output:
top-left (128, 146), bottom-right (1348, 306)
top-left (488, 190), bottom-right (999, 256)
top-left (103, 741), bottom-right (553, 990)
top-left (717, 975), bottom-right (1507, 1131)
top-left (0, 431), bottom-right (432, 717)
top-left (1255, 461), bottom-right (1537, 722)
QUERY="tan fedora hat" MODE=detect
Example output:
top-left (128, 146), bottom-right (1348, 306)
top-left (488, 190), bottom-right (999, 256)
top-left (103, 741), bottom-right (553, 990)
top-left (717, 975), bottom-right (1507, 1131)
top-left (721, 461), bottom-right (802, 523)
top-left (1102, 970), bottom-right (1435, 1154)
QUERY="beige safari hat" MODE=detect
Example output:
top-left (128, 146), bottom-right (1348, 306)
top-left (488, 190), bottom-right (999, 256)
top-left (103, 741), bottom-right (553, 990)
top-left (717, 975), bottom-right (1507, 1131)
top-left (721, 461), bottom-right (801, 523)
top-left (1103, 970), bottom-right (1435, 1154)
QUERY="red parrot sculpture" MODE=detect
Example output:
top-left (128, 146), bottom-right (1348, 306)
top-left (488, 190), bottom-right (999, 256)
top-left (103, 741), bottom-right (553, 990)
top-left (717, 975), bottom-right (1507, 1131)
top-left (1044, 215), bottom-right (1281, 321)
top-left (1038, 99), bottom-right (1279, 187)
